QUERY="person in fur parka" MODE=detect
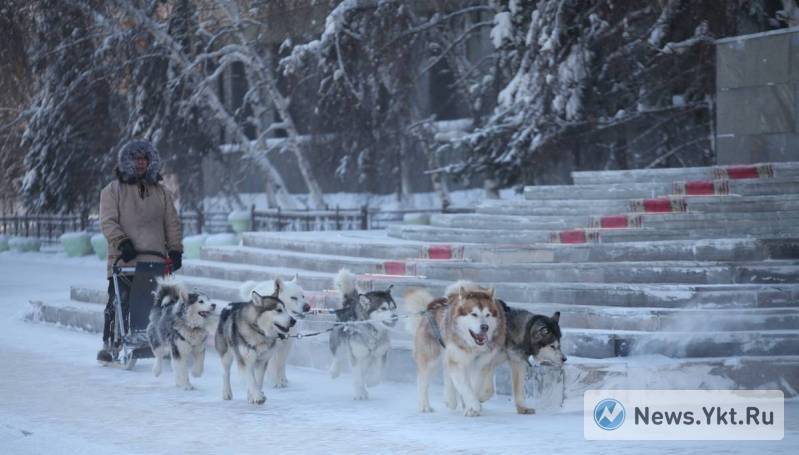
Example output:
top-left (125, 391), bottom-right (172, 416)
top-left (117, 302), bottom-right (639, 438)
top-left (96, 139), bottom-right (183, 363)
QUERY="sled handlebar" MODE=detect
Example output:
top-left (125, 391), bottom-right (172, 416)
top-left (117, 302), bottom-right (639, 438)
top-left (113, 250), bottom-right (168, 266)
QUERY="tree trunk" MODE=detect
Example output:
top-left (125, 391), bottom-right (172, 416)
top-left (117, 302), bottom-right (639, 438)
top-left (398, 135), bottom-right (413, 207)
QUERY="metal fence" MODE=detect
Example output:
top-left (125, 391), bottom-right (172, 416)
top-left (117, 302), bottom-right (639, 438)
top-left (0, 214), bottom-right (99, 243)
top-left (2, 205), bottom-right (472, 240)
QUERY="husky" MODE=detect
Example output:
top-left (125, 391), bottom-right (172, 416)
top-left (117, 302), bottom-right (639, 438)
top-left (405, 281), bottom-right (506, 417)
top-left (498, 300), bottom-right (566, 414)
top-left (239, 276), bottom-right (310, 388)
top-left (215, 278), bottom-right (296, 404)
top-left (146, 278), bottom-right (217, 390)
top-left (329, 269), bottom-right (398, 400)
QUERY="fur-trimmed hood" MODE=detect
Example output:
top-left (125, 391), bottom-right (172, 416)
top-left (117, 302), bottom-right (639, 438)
top-left (116, 139), bottom-right (162, 184)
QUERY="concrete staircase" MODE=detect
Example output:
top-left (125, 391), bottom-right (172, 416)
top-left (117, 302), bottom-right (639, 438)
top-left (30, 161), bottom-right (799, 401)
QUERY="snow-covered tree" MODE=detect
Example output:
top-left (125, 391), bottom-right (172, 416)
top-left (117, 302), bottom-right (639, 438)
top-left (9, 0), bottom-right (334, 213)
top-left (93, 0), bottom-right (219, 214)
top-left (19, 0), bottom-right (118, 215)
top-left (88, 0), bottom-right (327, 209)
top-left (0, 2), bottom-right (32, 212)
top-left (448, 0), bottom-right (778, 188)
top-left (5, 0), bottom-right (791, 215)
top-left (282, 0), bottom-right (493, 206)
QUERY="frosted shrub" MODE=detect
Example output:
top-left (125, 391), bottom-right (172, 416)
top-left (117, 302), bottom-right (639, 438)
top-left (60, 231), bottom-right (93, 257)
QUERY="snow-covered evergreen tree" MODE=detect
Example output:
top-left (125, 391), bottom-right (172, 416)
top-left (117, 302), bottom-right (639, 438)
top-left (449, 0), bottom-right (777, 188)
top-left (282, 0), bottom-right (492, 205)
top-left (20, 0), bottom-right (118, 215)
top-left (0, 2), bottom-right (32, 212)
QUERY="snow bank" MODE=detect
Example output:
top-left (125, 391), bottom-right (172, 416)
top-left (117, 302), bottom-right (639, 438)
top-left (183, 234), bottom-right (208, 259)
top-left (227, 210), bottom-right (252, 233)
top-left (403, 213), bottom-right (431, 225)
top-left (90, 234), bottom-right (107, 261)
top-left (205, 233), bottom-right (239, 247)
top-left (8, 237), bottom-right (41, 252)
top-left (59, 231), bottom-right (92, 257)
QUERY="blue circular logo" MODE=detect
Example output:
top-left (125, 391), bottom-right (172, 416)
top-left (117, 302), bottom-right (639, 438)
top-left (593, 399), bottom-right (625, 431)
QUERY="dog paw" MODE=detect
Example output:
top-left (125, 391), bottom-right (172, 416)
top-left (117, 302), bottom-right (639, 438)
top-left (419, 404), bottom-right (434, 413)
top-left (353, 391), bottom-right (369, 401)
top-left (191, 368), bottom-right (203, 378)
top-left (463, 404), bottom-right (481, 417)
top-left (152, 367), bottom-right (161, 377)
top-left (222, 389), bottom-right (232, 400)
top-left (249, 392), bottom-right (266, 405)
top-left (516, 406), bottom-right (536, 415)
top-left (272, 378), bottom-right (288, 389)
top-left (445, 399), bottom-right (458, 410)
top-left (180, 383), bottom-right (195, 391)
top-left (463, 408), bottom-right (480, 417)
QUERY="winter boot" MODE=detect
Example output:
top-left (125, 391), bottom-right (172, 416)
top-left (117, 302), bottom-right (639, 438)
top-left (97, 347), bottom-right (113, 363)
top-left (96, 341), bottom-right (117, 363)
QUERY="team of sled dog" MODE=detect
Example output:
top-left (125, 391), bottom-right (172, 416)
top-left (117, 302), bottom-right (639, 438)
top-left (145, 269), bottom-right (566, 416)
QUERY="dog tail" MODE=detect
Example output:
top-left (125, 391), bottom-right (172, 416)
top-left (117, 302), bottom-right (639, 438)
top-left (444, 280), bottom-right (481, 299)
top-left (403, 288), bottom-right (433, 335)
top-left (334, 268), bottom-right (357, 298)
top-left (239, 280), bottom-right (259, 301)
top-left (154, 276), bottom-right (187, 307)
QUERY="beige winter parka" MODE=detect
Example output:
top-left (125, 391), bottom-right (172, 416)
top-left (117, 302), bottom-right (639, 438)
top-left (99, 140), bottom-right (182, 277)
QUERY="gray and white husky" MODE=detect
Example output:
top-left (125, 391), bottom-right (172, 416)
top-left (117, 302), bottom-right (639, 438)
top-left (498, 300), bottom-right (566, 414)
top-left (147, 278), bottom-right (217, 390)
top-left (239, 276), bottom-right (310, 388)
top-left (215, 278), bottom-right (296, 405)
top-left (329, 269), bottom-right (398, 400)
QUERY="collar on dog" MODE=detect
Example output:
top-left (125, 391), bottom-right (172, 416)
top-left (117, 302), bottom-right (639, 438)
top-left (425, 311), bottom-right (446, 349)
top-left (174, 329), bottom-right (206, 345)
top-left (236, 329), bottom-right (281, 352)
top-left (249, 323), bottom-right (267, 338)
top-left (237, 332), bottom-right (259, 351)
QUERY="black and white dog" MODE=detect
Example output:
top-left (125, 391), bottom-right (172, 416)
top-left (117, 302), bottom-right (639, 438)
top-left (215, 278), bottom-right (296, 405)
top-left (329, 269), bottom-right (398, 400)
top-left (498, 300), bottom-right (566, 414)
top-left (147, 278), bottom-right (216, 390)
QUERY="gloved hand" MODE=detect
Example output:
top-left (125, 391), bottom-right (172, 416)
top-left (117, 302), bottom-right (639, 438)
top-left (168, 250), bottom-right (182, 272)
top-left (118, 239), bottom-right (136, 262)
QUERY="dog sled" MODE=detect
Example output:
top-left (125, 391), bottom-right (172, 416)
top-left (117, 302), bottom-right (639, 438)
top-left (105, 250), bottom-right (172, 370)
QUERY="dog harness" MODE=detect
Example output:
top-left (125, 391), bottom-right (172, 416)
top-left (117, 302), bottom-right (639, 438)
top-left (425, 312), bottom-right (446, 348)
top-left (173, 328), bottom-right (207, 346)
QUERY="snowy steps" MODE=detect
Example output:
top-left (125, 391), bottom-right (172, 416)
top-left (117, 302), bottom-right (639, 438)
top-left (476, 194), bottom-right (799, 217)
top-left (389, 222), bottom-right (799, 244)
top-left (571, 161), bottom-right (799, 185)
top-left (523, 176), bottom-right (799, 200)
top-left (430, 210), bottom-right (799, 231)
top-left (396, 172), bottom-right (799, 244)
top-left (241, 234), bottom-right (799, 263)
top-left (240, 231), bottom-right (445, 259)
top-left (198, 247), bottom-right (799, 284)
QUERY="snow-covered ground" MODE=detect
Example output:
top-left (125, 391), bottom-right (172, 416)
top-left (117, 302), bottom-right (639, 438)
top-left (1, 250), bottom-right (797, 454)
